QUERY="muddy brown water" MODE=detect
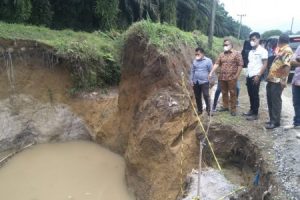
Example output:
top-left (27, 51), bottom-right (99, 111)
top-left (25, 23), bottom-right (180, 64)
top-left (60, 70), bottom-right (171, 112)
top-left (0, 141), bottom-right (135, 200)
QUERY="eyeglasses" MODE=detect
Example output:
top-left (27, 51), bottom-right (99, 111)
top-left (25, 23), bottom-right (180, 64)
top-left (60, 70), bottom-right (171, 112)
top-left (250, 38), bottom-right (257, 41)
top-left (195, 53), bottom-right (200, 56)
top-left (223, 44), bottom-right (230, 46)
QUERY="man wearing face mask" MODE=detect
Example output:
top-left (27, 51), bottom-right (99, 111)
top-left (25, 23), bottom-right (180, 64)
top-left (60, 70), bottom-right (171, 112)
top-left (190, 47), bottom-right (213, 115)
top-left (243, 32), bottom-right (268, 121)
top-left (209, 39), bottom-right (243, 116)
top-left (265, 34), bottom-right (293, 129)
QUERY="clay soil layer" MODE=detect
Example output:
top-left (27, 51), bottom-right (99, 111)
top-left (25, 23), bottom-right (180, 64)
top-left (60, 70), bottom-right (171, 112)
top-left (1, 37), bottom-right (299, 200)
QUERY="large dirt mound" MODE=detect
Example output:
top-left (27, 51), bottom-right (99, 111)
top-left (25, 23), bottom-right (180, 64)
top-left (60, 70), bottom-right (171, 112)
top-left (119, 33), bottom-right (200, 200)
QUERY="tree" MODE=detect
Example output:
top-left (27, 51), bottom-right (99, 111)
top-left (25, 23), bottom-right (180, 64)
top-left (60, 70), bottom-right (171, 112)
top-left (0, 0), bottom-right (32, 23)
top-left (95, 0), bottom-right (119, 30)
top-left (30, 0), bottom-right (53, 26)
top-left (177, 0), bottom-right (197, 31)
top-left (14, 0), bottom-right (32, 22)
top-left (160, 0), bottom-right (177, 25)
top-left (262, 30), bottom-right (282, 39)
top-left (240, 25), bottom-right (252, 40)
top-left (50, 0), bottom-right (98, 31)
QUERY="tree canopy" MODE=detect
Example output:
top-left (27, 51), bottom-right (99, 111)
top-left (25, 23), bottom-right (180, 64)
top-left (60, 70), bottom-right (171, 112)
top-left (0, 0), bottom-right (251, 39)
top-left (261, 30), bottom-right (283, 39)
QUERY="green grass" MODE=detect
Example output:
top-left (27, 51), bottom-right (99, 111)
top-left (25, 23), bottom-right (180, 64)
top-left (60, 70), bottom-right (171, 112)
top-left (0, 22), bottom-right (120, 90)
top-left (0, 21), bottom-right (229, 90)
top-left (0, 22), bottom-right (117, 62)
top-left (124, 20), bottom-right (224, 59)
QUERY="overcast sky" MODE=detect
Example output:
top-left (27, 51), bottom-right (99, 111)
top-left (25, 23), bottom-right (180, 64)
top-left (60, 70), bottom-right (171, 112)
top-left (219, 0), bottom-right (300, 34)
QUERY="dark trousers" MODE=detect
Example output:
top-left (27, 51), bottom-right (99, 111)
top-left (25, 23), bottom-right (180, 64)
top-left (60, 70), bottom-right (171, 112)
top-left (266, 82), bottom-right (283, 125)
top-left (193, 82), bottom-right (210, 113)
top-left (220, 79), bottom-right (237, 112)
top-left (213, 81), bottom-right (240, 109)
top-left (292, 85), bottom-right (300, 126)
top-left (246, 76), bottom-right (261, 115)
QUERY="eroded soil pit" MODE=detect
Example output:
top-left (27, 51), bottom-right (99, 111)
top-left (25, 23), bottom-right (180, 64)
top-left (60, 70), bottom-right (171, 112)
top-left (0, 38), bottom-right (288, 200)
top-left (181, 125), bottom-right (274, 200)
top-left (0, 141), bottom-right (135, 200)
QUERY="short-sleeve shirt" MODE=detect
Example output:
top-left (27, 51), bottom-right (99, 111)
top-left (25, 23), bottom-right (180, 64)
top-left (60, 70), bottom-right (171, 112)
top-left (267, 44), bottom-right (293, 83)
top-left (291, 45), bottom-right (300, 86)
top-left (215, 50), bottom-right (244, 81)
top-left (247, 45), bottom-right (268, 77)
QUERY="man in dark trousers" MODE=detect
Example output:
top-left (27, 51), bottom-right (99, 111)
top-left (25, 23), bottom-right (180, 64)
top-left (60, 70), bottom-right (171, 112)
top-left (243, 32), bottom-right (268, 120)
top-left (285, 45), bottom-right (300, 130)
top-left (266, 34), bottom-right (293, 129)
top-left (190, 47), bottom-right (213, 115)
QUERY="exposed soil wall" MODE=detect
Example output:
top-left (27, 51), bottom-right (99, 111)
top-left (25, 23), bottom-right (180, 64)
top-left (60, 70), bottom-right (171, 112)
top-left (0, 39), bottom-right (119, 151)
top-left (118, 34), bottom-right (201, 200)
top-left (0, 37), bottom-right (285, 200)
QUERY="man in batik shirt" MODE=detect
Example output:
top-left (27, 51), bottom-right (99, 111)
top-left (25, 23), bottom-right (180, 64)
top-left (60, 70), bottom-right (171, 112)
top-left (209, 39), bottom-right (243, 116)
top-left (265, 34), bottom-right (293, 129)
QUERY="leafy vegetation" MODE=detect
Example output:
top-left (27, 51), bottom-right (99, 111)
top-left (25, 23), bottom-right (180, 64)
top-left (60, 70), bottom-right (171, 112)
top-left (0, 20), bottom-right (228, 91)
top-left (0, 0), bottom-right (252, 39)
top-left (124, 20), bottom-right (224, 60)
top-left (261, 30), bottom-right (283, 39)
top-left (0, 22), bottom-right (120, 90)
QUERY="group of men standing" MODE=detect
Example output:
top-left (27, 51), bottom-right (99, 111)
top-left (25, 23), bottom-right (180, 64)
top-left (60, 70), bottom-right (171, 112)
top-left (189, 32), bottom-right (300, 130)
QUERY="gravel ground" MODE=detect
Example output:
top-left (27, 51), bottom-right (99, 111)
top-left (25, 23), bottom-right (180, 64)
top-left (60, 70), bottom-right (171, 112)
top-left (270, 85), bottom-right (300, 200)
top-left (209, 77), bottom-right (300, 199)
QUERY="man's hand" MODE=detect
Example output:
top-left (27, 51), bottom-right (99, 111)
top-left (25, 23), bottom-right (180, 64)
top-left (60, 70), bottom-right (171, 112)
top-left (209, 81), bottom-right (215, 89)
top-left (280, 81), bottom-right (287, 89)
top-left (253, 75), bottom-right (260, 84)
top-left (233, 74), bottom-right (239, 80)
top-left (208, 73), bottom-right (212, 79)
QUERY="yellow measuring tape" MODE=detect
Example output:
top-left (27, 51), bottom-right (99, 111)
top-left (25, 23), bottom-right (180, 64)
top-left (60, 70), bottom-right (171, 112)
top-left (181, 73), bottom-right (222, 171)
top-left (217, 186), bottom-right (246, 200)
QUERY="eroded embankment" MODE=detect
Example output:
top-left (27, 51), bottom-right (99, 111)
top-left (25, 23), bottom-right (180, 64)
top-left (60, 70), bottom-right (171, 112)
top-left (117, 25), bottom-right (289, 199)
top-left (0, 39), bottom-right (120, 153)
top-left (0, 35), bottom-right (283, 200)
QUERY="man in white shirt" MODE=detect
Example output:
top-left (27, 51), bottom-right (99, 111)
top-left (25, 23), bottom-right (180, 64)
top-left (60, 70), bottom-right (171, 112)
top-left (243, 32), bottom-right (268, 120)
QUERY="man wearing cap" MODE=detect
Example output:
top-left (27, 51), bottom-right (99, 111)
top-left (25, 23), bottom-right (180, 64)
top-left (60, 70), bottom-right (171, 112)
top-left (265, 34), bottom-right (293, 129)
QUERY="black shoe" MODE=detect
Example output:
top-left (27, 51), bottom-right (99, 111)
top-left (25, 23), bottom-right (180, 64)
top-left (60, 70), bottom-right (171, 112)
top-left (207, 110), bottom-right (213, 116)
top-left (231, 112), bottom-right (237, 116)
top-left (218, 107), bottom-right (229, 112)
top-left (265, 123), bottom-right (280, 129)
top-left (246, 115), bottom-right (258, 121)
top-left (243, 110), bottom-right (253, 116)
top-left (265, 121), bottom-right (271, 125)
top-left (197, 111), bottom-right (202, 115)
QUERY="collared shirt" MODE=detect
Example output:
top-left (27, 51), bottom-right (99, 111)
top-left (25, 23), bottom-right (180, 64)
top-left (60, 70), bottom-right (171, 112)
top-left (267, 44), bottom-right (293, 83)
top-left (247, 45), bottom-right (268, 77)
top-left (215, 50), bottom-right (243, 81)
top-left (292, 46), bottom-right (300, 86)
top-left (190, 56), bottom-right (213, 84)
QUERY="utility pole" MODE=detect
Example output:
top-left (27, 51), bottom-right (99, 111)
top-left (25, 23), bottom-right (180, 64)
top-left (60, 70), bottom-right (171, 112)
top-left (290, 17), bottom-right (294, 34)
top-left (208, 0), bottom-right (217, 50)
top-left (237, 14), bottom-right (246, 40)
